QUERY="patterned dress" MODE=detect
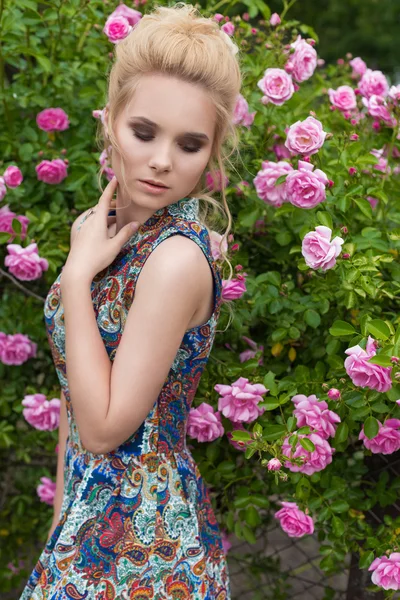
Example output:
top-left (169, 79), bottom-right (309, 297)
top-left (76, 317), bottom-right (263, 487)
top-left (20, 197), bottom-right (230, 600)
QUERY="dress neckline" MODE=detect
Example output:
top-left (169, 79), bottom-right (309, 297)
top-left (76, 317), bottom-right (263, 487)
top-left (121, 196), bottom-right (200, 249)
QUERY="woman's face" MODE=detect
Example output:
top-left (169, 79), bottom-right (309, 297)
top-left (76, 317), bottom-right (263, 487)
top-left (106, 73), bottom-right (216, 212)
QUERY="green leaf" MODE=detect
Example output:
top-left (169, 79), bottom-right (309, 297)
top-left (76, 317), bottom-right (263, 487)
top-left (262, 425), bottom-right (287, 441)
top-left (231, 430), bottom-right (252, 442)
top-left (275, 174), bottom-right (289, 186)
top-left (245, 505), bottom-right (261, 528)
top-left (261, 398), bottom-right (280, 411)
top-left (359, 551), bottom-right (375, 569)
top-left (363, 416), bottom-right (379, 440)
top-left (329, 321), bottom-right (356, 336)
top-left (299, 437), bottom-right (315, 452)
top-left (330, 500), bottom-right (350, 513)
top-left (354, 197), bottom-right (373, 219)
top-left (368, 355), bottom-right (393, 367)
top-left (304, 309), bottom-right (321, 329)
top-left (334, 422), bottom-right (349, 444)
top-left (331, 516), bottom-right (345, 537)
top-left (287, 416), bottom-right (297, 432)
top-left (366, 319), bottom-right (391, 341)
top-left (296, 477), bottom-right (311, 500)
top-left (316, 211), bottom-right (333, 230)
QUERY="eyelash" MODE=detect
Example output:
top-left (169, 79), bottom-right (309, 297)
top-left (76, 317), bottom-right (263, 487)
top-left (133, 131), bottom-right (201, 153)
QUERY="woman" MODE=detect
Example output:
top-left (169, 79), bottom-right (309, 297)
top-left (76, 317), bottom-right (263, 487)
top-left (20, 3), bottom-right (241, 598)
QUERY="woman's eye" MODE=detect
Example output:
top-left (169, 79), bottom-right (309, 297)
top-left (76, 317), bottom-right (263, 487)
top-left (133, 131), bottom-right (201, 153)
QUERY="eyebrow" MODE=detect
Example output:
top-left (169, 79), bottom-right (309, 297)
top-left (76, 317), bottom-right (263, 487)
top-left (128, 116), bottom-right (210, 141)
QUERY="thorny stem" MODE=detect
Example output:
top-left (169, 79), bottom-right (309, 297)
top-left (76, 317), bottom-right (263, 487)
top-left (0, 267), bottom-right (46, 303)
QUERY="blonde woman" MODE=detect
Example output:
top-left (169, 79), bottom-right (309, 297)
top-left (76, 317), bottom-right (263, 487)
top-left (20, 3), bottom-right (241, 598)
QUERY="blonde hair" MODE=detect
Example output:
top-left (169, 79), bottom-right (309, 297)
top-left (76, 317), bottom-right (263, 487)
top-left (96, 2), bottom-right (243, 326)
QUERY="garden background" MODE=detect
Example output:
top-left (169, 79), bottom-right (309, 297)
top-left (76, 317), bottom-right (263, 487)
top-left (1, 0), bottom-right (400, 598)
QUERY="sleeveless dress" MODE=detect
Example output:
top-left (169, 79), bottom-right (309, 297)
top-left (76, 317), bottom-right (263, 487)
top-left (20, 196), bottom-right (231, 600)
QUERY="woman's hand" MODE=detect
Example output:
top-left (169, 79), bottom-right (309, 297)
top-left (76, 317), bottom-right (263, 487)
top-left (62, 177), bottom-right (139, 284)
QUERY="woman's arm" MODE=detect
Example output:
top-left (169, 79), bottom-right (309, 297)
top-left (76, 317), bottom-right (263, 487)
top-left (51, 389), bottom-right (68, 524)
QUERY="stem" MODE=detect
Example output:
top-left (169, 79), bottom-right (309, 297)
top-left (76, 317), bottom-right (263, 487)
top-left (0, 267), bottom-right (46, 303)
top-left (281, 0), bottom-right (300, 21)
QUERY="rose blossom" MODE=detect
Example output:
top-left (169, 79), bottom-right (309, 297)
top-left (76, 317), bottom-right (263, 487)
top-left (359, 419), bottom-right (400, 455)
top-left (35, 158), bottom-right (68, 184)
top-left (292, 394), bottom-right (340, 439)
top-left (257, 68), bottom-right (295, 106)
top-left (3, 165), bottom-right (23, 188)
top-left (362, 95), bottom-right (396, 126)
top-left (273, 143), bottom-right (292, 160)
top-left (222, 274), bottom-right (247, 300)
top-left (253, 160), bottom-right (293, 207)
top-left (285, 116), bottom-right (327, 156)
top-left (22, 393), bottom-right (61, 431)
top-left (275, 501), bottom-right (314, 538)
top-left (389, 85), bottom-right (400, 104)
top-left (209, 231), bottom-right (228, 261)
top-left (349, 57), bottom-right (367, 77)
top-left (270, 13), bottom-right (281, 26)
top-left (327, 388), bottom-right (341, 401)
top-left (285, 36), bottom-right (317, 83)
top-left (221, 21), bottom-right (235, 36)
top-left (5, 242), bottom-right (49, 281)
top-left (302, 225), bottom-right (344, 270)
top-left (220, 530), bottom-right (232, 554)
top-left (240, 335), bottom-right (264, 366)
top-left (344, 335), bottom-right (392, 393)
top-left (0, 332), bottom-right (37, 365)
top-left (103, 16), bottom-right (132, 44)
top-left (286, 161), bottom-right (329, 209)
top-left (367, 196), bottom-right (379, 209)
top-left (282, 433), bottom-right (334, 475)
top-left (0, 205), bottom-right (29, 242)
top-left (369, 553), bottom-right (400, 590)
top-left (267, 458), bottom-right (282, 471)
top-left (109, 3), bottom-right (142, 26)
top-left (328, 85), bottom-right (357, 112)
top-left (206, 169), bottom-right (229, 192)
top-left (36, 107), bottom-right (70, 132)
top-left (37, 476), bottom-right (56, 505)
top-left (358, 69), bottom-right (389, 99)
top-left (0, 176), bottom-right (6, 201)
top-left (232, 94), bottom-right (256, 129)
top-left (215, 376), bottom-right (268, 423)
top-left (187, 402), bottom-right (224, 442)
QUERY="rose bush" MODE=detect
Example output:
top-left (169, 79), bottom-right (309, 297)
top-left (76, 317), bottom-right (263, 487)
top-left (1, 0), bottom-right (400, 597)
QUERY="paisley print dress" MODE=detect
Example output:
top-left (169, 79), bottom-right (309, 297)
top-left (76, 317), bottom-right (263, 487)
top-left (20, 197), bottom-right (230, 600)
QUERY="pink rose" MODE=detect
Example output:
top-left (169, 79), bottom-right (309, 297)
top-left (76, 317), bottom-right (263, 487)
top-left (37, 476), bottom-right (56, 505)
top-left (367, 196), bottom-right (379, 209)
top-left (369, 553), bottom-right (400, 590)
top-left (286, 161), bottom-right (328, 209)
top-left (215, 376), bottom-right (268, 423)
top-left (275, 501), bottom-right (314, 538)
top-left (267, 458), bottom-right (282, 471)
top-left (187, 402), bottom-right (224, 442)
top-left (209, 231), bottom-right (228, 261)
top-left (389, 85), bottom-right (400, 104)
top-left (0, 205), bottom-right (29, 242)
top-left (0, 332), bottom-right (37, 365)
top-left (344, 336), bottom-right (393, 393)
top-left (227, 420), bottom-right (250, 452)
top-left (359, 419), bottom-right (400, 455)
top-left (232, 94), bottom-right (256, 129)
top-left (36, 158), bottom-right (68, 184)
top-left (301, 225), bottom-right (344, 270)
top-left (327, 388), bottom-right (341, 401)
top-left (292, 394), bottom-right (340, 439)
top-left (22, 393), bottom-right (61, 431)
top-left (3, 165), bottom-right (23, 188)
top-left (285, 116), bottom-right (327, 156)
top-left (270, 13), bottom-right (281, 26)
top-left (221, 21), bottom-right (235, 36)
top-left (220, 530), bottom-right (232, 554)
top-left (221, 274), bottom-right (247, 300)
top-left (5, 242), bottom-right (49, 281)
top-left (253, 160), bottom-right (293, 207)
top-left (362, 95), bottom-right (396, 126)
top-left (328, 85), bottom-right (357, 112)
top-left (214, 13), bottom-right (224, 23)
top-left (273, 143), bottom-right (292, 160)
top-left (359, 69), bottom-right (389, 99)
top-left (109, 3), bottom-right (142, 26)
top-left (282, 433), bottom-right (334, 475)
top-left (257, 68), bottom-right (295, 106)
top-left (286, 36), bottom-right (317, 83)
top-left (103, 15), bottom-right (132, 44)
top-left (239, 335), bottom-right (264, 366)
top-left (0, 176), bottom-right (6, 201)
top-left (349, 57), bottom-right (367, 77)
top-left (36, 108), bottom-right (70, 132)
top-left (205, 169), bottom-right (229, 192)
